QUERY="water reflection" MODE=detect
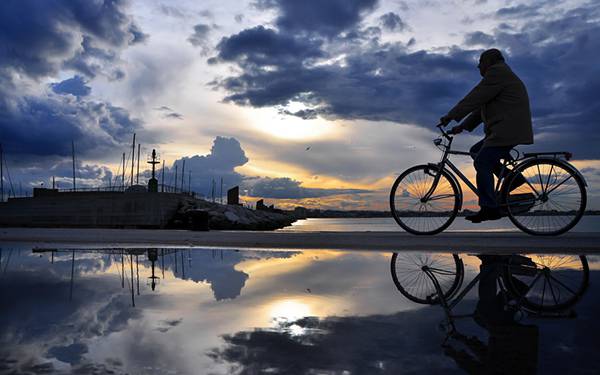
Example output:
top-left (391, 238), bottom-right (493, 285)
top-left (0, 247), bottom-right (598, 374)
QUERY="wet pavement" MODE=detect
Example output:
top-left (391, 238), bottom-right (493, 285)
top-left (0, 246), bottom-right (598, 374)
top-left (3, 227), bottom-right (600, 252)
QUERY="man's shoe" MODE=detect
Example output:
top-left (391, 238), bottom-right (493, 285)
top-left (465, 207), bottom-right (503, 223)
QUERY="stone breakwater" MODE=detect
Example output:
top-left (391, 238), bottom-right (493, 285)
top-left (175, 199), bottom-right (296, 230)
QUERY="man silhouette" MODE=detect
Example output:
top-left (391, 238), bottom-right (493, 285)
top-left (440, 49), bottom-right (533, 223)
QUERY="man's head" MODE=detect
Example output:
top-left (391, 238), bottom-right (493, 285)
top-left (478, 49), bottom-right (505, 76)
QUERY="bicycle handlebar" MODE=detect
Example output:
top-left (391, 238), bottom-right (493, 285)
top-left (436, 123), bottom-right (453, 140)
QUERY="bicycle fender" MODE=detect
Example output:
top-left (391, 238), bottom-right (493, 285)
top-left (519, 156), bottom-right (588, 187)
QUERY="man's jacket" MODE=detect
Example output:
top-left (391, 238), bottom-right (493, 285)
top-left (446, 62), bottom-right (533, 147)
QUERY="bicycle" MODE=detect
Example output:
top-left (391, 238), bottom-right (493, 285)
top-left (390, 253), bottom-right (589, 333)
top-left (389, 123), bottom-right (588, 235)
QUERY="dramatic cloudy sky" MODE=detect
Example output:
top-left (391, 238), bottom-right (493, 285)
top-left (1, 0), bottom-right (599, 209)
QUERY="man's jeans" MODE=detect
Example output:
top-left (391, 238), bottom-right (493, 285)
top-left (470, 140), bottom-right (514, 209)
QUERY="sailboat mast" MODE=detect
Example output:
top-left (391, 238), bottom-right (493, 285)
top-left (122, 152), bottom-right (126, 191)
top-left (71, 140), bottom-right (76, 191)
top-left (180, 159), bottom-right (185, 193)
top-left (130, 133), bottom-right (136, 187)
top-left (161, 160), bottom-right (165, 192)
top-left (174, 165), bottom-right (178, 192)
top-left (136, 143), bottom-right (141, 184)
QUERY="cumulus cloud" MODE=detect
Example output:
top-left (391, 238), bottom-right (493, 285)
top-left (165, 137), bottom-right (248, 195)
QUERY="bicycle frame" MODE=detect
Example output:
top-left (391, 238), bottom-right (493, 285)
top-left (422, 125), bottom-right (518, 203)
top-left (422, 263), bottom-right (482, 332)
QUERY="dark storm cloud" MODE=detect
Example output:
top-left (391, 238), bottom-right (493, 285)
top-left (0, 93), bottom-right (141, 158)
top-left (50, 76), bottom-right (91, 97)
top-left (243, 177), bottom-right (370, 199)
top-left (210, 25), bottom-right (324, 68)
top-left (0, 0), bottom-right (145, 80)
top-left (213, 39), bottom-right (475, 125)
top-left (379, 12), bottom-right (407, 31)
top-left (211, 2), bottom-right (600, 158)
top-left (255, 0), bottom-right (378, 37)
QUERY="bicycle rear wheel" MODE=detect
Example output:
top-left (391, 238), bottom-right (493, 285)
top-left (504, 255), bottom-right (589, 312)
top-left (391, 253), bottom-right (463, 304)
top-left (390, 165), bottom-right (461, 235)
top-left (503, 158), bottom-right (586, 235)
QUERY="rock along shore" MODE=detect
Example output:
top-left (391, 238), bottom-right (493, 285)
top-left (173, 198), bottom-right (296, 231)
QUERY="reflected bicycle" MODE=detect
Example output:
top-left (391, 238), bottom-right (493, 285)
top-left (390, 253), bottom-right (589, 332)
top-left (389, 124), bottom-right (587, 235)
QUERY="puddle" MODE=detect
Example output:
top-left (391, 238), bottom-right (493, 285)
top-left (0, 247), bottom-right (598, 374)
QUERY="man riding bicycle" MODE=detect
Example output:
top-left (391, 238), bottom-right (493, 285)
top-left (440, 48), bottom-right (533, 223)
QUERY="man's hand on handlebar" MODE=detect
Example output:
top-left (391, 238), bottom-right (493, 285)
top-left (448, 125), bottom-right (465, 135)
top-left (439, 115), bottom-right (453, 126)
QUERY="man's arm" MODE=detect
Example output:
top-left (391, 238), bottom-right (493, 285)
top-left (461, 110), bottom-right (482, 132)
top-left (445, 65), bottom-right (504, 122)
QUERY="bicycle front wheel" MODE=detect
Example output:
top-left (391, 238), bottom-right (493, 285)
top-left (391, 253), bottom-right (464, 304)
top-left (390, 165), bottom-right (461, 235)
top-left (504, 159), bottom-right (586, 235)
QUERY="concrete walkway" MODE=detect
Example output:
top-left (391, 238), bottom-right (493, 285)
top-left (1, 228), bottom-right (599, 253)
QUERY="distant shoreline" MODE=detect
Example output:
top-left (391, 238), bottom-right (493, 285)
top-left (301, 210), bottom-right (600, 219)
